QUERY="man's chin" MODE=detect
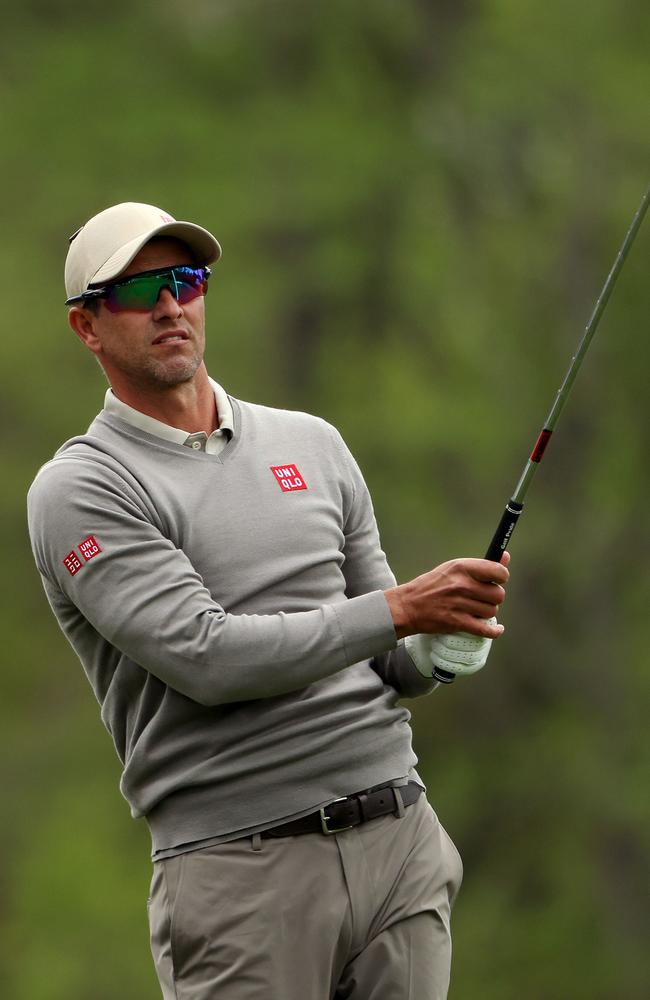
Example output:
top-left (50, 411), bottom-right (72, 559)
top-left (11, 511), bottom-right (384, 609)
top-left (147, 356), bottom-right (202, 386)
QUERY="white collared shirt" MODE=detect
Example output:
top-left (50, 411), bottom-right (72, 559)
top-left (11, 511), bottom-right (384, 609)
top-left (104, 377), bottom-right (234, 455)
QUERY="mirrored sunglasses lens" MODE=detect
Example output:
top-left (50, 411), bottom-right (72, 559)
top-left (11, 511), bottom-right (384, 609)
top-left (161, 267), bottom-right (209, 306)
top-left (174, 268), bottom-right (208, 301)
top-left (176, 282), bottom-right (206, 304)
top-left (104, 268), bottom-right (209, 313)
top-left (104, 276), bottom-right (162, 313)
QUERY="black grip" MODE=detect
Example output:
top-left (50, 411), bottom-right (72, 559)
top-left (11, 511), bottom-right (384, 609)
top-left (432, 666), bottom-right (456, 684)
top-left (432, 499), bottom-right (524, 686)
top-left (484, 500), bottom-right (524, 562)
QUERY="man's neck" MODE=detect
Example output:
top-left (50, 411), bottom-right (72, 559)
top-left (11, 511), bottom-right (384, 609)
top-left (109, 365), bottom-right (219, 435)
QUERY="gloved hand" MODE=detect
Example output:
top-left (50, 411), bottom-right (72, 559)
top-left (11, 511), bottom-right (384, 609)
top-left (405, 619), bottom-right (498, 682)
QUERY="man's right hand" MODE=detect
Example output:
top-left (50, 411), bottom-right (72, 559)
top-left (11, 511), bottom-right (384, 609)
top-left (384, 556), bottom-right (509, 640)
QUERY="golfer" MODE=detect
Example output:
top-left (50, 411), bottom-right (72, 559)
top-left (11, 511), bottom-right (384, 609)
top-left (27, 202), bottom-right (509, 1000)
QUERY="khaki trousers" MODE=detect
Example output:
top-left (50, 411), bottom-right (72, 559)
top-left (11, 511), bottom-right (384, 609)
top-left (147, 796), bottom-right (463, 1000)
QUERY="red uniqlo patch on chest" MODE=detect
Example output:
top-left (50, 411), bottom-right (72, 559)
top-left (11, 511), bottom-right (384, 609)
top-left (78, 535), bottom-right (102, 561)
top-left (63, 550), bottom-right (83, 576)
top-left (270, 465), bottom-right (308, 492)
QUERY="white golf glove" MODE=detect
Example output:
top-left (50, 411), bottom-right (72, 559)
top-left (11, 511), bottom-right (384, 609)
top-left (405, 619), bottom-right (498, 682)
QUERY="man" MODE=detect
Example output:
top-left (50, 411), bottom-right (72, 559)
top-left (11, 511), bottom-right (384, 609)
top-left (27, 202), bottom-right (509, 999)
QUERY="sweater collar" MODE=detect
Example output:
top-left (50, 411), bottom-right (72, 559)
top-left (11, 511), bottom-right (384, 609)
top-left (103, 377), bottom-right (234, 448)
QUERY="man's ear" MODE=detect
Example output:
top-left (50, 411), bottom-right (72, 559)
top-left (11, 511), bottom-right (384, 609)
top-left (68, 306), bottom-right (102, 355)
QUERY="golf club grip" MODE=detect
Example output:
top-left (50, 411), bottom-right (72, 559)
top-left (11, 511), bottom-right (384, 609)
top-left (431, 501), bottom-right (525, 686)
top-left (484, 500), bottom-right (524, 562)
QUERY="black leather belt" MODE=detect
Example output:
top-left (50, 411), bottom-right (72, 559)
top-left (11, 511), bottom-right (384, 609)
top-left (261, 782), bottom-right (423, 838)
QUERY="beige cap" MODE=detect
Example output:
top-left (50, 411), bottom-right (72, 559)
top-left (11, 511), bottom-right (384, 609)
top-left (65, 201), bottom-right (222, 300)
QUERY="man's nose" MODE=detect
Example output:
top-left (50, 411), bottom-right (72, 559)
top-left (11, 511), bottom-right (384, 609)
top-left (152, 286), bottom-right (182, 319)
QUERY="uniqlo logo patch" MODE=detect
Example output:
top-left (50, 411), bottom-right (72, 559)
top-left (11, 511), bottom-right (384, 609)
top-left (78, 535), bottom-right (102, 562)
top-left (270, 465), bottom-right (308, 492)
top-left (63, 551), bottom-right (83, 576)
top-left (63, 536), bottom-right (102, 576)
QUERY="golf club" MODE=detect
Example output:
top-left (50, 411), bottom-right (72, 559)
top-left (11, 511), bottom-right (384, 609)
top-left (434, 184), bottom-right (649, 684)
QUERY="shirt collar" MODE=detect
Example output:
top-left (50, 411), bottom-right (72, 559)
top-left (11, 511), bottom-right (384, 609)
top-left (103, 377), bottom-right (234, 445)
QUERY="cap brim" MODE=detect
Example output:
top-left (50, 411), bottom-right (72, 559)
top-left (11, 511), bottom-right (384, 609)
top-left (88, 221), bottom-right (221, 287)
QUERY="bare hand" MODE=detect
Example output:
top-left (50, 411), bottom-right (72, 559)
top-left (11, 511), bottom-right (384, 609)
top-left (385, 553), bottom-right (510, 640)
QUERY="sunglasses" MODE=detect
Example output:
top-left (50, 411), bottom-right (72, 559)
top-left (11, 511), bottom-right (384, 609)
top-left (66, 265), bottom-right (211, 313)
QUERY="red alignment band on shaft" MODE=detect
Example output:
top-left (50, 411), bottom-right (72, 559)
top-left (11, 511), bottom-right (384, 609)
top-left (530, 429), bottom-right (553, 463)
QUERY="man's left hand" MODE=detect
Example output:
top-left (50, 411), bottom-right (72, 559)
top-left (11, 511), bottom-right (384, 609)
top-left (405, 622), bottom-right (497, 680)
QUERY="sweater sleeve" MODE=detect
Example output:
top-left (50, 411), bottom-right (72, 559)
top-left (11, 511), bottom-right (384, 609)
top-left (333, 430), bottom-right (438, 699)
top-left (27, 457), bottom-right (397, 707)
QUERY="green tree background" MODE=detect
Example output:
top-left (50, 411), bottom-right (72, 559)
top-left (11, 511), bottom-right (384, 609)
top-left (1, 2), bottom-right (648, 997)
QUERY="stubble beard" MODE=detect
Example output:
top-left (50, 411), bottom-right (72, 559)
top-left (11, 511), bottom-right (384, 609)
top-left (105, 342), bottom-right (205, 391)
top-left (143, 347), bottom-right (203, 387)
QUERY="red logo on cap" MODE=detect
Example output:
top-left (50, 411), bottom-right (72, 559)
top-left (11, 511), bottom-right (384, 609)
top-left (270, 465), bottom-right (308, 492)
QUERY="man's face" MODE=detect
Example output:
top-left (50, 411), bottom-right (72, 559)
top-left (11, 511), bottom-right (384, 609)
top-left (74, 238), bottom-right (207, 390)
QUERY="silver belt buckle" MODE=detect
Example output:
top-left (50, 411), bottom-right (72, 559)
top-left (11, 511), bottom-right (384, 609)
top-left (319, 796), bottom-right (355, 835)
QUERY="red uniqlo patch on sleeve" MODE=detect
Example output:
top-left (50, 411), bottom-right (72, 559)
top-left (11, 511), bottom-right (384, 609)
top-left (78, 535), bottom-right (102, 562)
top-left (63, 550), bottom-right (83, 576)
top-left (270, 465), bottom-right (308, 492)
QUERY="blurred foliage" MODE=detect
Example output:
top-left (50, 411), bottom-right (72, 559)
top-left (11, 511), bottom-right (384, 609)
top-left (1, 1), bottom-right (649, 997)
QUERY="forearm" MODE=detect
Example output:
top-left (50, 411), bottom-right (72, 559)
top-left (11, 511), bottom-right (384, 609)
top-left (106, 589), bottom-right (397, 706)
top-left (41, 558), bottom-right (398, 707)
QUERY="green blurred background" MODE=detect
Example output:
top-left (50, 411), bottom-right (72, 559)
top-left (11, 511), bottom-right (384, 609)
top-left (2, 1), bottom-right (649, 997)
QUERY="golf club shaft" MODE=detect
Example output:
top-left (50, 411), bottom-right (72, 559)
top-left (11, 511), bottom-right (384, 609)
top-left (485, 184), bottom-right (650, 563)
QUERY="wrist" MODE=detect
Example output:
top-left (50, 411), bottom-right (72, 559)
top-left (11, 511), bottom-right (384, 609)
top-left (384, 585), bottom-right (412, 640)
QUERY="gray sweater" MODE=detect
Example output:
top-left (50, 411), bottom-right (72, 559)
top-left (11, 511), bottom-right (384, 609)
top-left (27, 397), bottom-right (435, 854)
